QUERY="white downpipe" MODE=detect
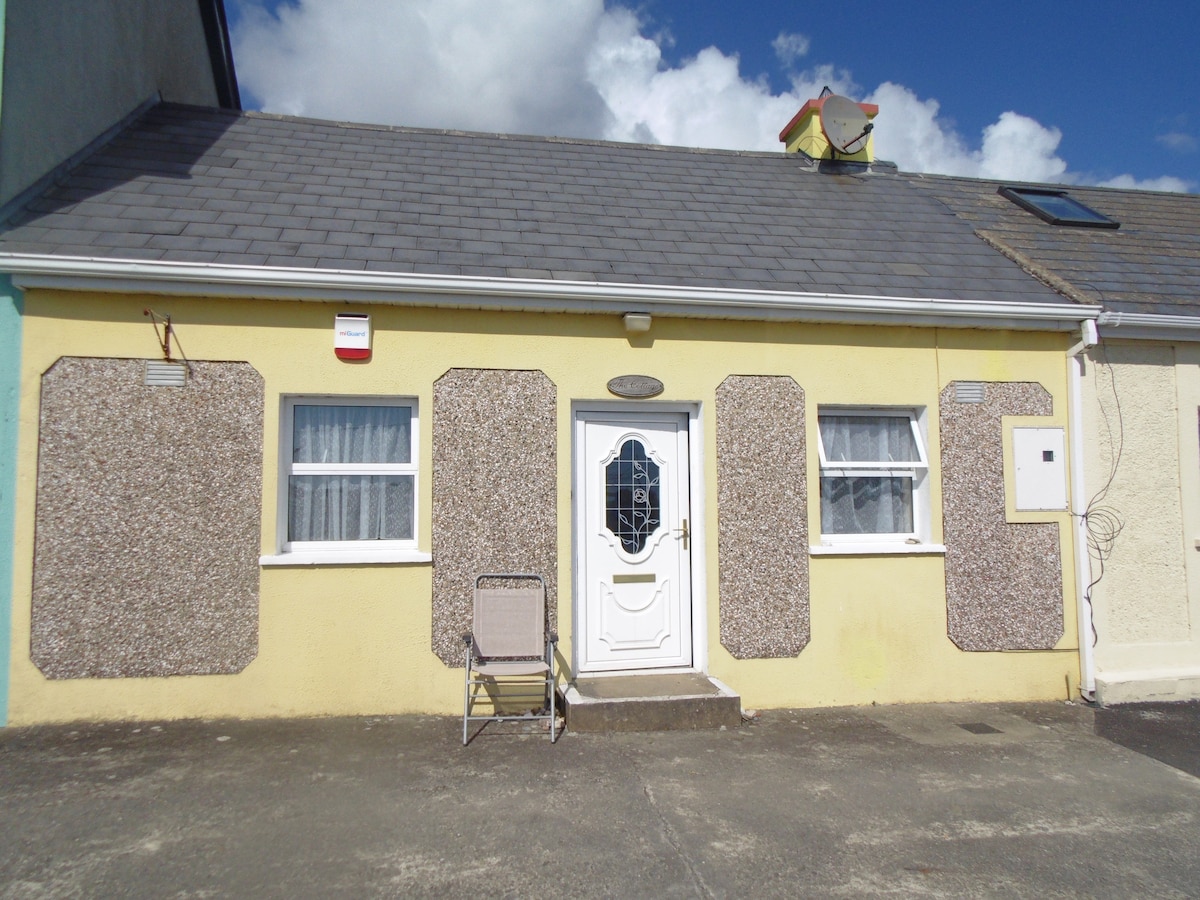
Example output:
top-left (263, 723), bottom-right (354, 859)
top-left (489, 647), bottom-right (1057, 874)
top-left (1068, 319), bottom-right (1098, 700)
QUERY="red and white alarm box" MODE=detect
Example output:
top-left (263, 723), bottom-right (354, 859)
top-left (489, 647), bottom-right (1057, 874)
top-left (334, 313), bottom-right (371, 360)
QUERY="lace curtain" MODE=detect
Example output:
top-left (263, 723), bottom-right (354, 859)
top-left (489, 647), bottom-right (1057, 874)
top-left (819, 415), bottom-right (916, 535)
top-left (289, 405), bottom-right (414, 542)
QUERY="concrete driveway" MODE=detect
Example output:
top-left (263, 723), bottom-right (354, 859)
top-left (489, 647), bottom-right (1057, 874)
top-left (1, 701), bottom-right (1197, 898)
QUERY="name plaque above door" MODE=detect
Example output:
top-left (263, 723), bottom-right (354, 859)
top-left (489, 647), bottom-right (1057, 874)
top-left (607, 375), bottom-right (664, 399)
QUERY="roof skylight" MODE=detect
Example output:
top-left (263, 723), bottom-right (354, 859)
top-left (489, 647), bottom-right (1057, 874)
top-left (998, 186), bottom-right (1119, 229)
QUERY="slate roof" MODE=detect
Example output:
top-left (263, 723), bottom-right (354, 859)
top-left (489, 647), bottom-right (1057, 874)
top-left (909, 175), bottom-right (1200, 317)
top-left (0, 102), bottom-right (1068, 307)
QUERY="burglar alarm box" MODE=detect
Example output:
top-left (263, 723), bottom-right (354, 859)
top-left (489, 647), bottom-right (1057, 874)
top-left (1012, 427), bottom-right (1067, 511)
top-left (334, 313), bottom-right (371, 360)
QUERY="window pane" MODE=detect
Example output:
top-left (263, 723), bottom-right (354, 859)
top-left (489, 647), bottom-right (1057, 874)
top-left (604, 438), bottom-right (661, 554)
top-left (819, 415), bottom-right (918, 464)
top-left (820, 476), bottom-right (913, 534)
top-left (293, 405), bottom-right (411, 464)
top-left (288, 475), bottom-right (414, 541)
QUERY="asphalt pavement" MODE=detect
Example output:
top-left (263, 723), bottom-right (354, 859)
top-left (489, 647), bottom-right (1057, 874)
top-left (1, 700), bottom-right (1198, 898)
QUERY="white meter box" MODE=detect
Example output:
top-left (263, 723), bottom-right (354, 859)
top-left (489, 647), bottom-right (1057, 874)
top-left (1012, 427), bottom-right (1067, 511)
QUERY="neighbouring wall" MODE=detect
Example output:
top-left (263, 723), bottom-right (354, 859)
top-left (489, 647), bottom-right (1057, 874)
top-left (715, 375), bottom-right (809, 658)
top-left (1089, 345), bottom-right (1189, 642)
top-left (31, 358), bottom-right (262, 677)
top-left (0, 276), bottom-right (21, 721)
top-left (941, 381), bottom-right (1063, 651)
top-left (1084, 342), bottom-right (1200, 701)
top-left (0, 0), bottom-right (220, 206)
top-left (430, 369), bottom-right (557, 666)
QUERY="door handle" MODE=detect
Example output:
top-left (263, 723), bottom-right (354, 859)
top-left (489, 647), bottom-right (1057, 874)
top-left (675, 518), bottom-right (690, 550)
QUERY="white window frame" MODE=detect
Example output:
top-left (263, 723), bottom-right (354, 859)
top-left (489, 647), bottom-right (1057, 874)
top-left (261, 396), bottom-right (429, 566)
top-left (815, 406), bottom-right (933, 551)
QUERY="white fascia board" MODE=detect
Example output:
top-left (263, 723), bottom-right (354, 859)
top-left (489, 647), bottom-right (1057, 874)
top-left (1098, 311), bottom-right (1200, 342)
top-left (0, 253), bottom-right (1098, 331)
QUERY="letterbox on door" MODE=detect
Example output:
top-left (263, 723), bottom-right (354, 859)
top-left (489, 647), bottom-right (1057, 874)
top-left (1012, 427), bottom-right (1067, 511)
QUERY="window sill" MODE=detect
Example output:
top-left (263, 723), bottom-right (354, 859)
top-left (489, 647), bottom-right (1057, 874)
top-left (259, 549), bottom-right (433, 567)
top-left (809, 543), bottom-right (947, 556)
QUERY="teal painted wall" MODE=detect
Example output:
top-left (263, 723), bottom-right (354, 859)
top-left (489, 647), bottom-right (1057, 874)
top-left (1, 0), bottom-right (8, 117)
top-left (0, 275), bottom-right (22, 726)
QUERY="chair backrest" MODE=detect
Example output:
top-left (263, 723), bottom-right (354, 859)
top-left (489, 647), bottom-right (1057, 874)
top-left (473, 587), bottom-right (545, 659)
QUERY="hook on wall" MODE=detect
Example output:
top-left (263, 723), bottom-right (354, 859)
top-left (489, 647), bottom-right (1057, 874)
top-left (143, 309), bottom-right (174, 361)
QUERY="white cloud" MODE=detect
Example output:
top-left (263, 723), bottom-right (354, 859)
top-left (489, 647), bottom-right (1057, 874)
top-left (977, 112), bottom-right (1068, 183)
top-left (230, 0), bottom-right (1189, 190)
top-left (232, 0), bottom-right (613, 138)
top-left (1097, 174), bottom-right (1193, 193)
top-left (862, 84), bottom-right (1068, 183)
top-left (863, 82), bottom-right (975, 176)
top-left (772, 32), bottom-right (810, 67)
top-left (1156, 131), bottom-right (1197, 153)
top-left (587, 9), bottom-right (805, 149)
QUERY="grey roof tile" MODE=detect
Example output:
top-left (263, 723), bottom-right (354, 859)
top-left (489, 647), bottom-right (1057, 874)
top-left (344, 246), bottom-right (394, 262)
top-left (213, 252), bottom-right (269, 266)
top-left (161, 248), bottom-right (219, 263)
top-left (247, 240), bottom-right (302, 257)
top-left (92, 231), bottom-right (154, 249)
top-left (182, 222), bottom-right (238, 239)
top-left (4, 101), bottom-right (1153, 310)
top-left (363, 259), bottom-right (415, 273)
top-left (300, 242), bottom-right (342, 259)
top-left (218, 211), bottom-right (268, 227)
top-left (267, 254), bottom-right (319, 267)
top-left (231, 225), bottom-right (283, 241)
top-left (437, 251), bottom-right (485, 267)
top-left (371, 233), bottom-right (418, 250)
top-left (908, 174), bottom-right (1200, 315)
top-left (507, 267), bottom-right (554, 279)
top-left (480, 254), bottom-right (529, 269)
top-left (319, 256), bottom-right (361, 269)
top-left (325, 230), bottom-right (372, 247)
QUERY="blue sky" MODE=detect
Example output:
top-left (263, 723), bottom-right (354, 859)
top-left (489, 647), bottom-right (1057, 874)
top-left (228, 0), bottom-right (1198, 192)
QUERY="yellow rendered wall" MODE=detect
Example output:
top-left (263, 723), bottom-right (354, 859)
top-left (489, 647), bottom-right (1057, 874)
top-left (8, 290), bottom-right (1079, 723)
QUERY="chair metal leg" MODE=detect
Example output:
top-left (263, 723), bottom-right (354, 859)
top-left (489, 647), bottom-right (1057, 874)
top-left (549, 669), bottom-right (556, 742)
top-left (462, 645), bottom-right (472, 746)
top-left (548, 638), bottom-right (557, 743)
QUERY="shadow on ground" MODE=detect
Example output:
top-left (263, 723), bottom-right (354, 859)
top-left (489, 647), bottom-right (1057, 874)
top-left (1094, 699), bottom-right (1200, 778)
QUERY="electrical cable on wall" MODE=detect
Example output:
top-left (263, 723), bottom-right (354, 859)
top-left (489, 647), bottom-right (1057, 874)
top-left (1079, 339), bottom-right (1126, 649)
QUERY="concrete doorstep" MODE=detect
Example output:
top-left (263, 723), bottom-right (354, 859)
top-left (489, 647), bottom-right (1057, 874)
top-left (564, 673), bottom-right (742, 732)
top-left (1, 701), bottom-right (1199, 898)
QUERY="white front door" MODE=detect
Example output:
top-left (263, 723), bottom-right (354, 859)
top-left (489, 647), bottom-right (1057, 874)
top-left (577, 411), bottom-right (692, 672)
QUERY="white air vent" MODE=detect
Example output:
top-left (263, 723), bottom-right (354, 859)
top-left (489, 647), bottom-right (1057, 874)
top-left (144, 360), bottom-right (187, 387)
top-left (955, 382), bottom-right (986, 403)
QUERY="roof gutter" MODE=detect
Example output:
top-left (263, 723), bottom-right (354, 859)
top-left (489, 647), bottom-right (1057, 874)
top-left (1098, 311), bottom-right (1200, 342)
top-left (0, 254), bottom-right (1099, 331)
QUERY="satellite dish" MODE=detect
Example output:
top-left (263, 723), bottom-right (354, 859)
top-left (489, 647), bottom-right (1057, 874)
top-left (820, 95), bottom-right (872, 154)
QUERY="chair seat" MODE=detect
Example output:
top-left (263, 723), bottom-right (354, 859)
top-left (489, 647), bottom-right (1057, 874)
top-left (473, 660), bottom-right (550, 677)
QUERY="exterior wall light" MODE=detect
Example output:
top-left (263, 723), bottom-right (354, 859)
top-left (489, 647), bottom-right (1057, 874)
top-left (623, 313), bottom-right (652, 333)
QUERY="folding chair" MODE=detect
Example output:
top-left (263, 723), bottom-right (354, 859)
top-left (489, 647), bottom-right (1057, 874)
top-left (462, 573), bottom-right (558, 745)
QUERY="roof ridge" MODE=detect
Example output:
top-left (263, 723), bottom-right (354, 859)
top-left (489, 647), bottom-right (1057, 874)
top-left (154, 101), bottom-right (818, 163)
top-left (907, 170), bottom-right (1199, 200)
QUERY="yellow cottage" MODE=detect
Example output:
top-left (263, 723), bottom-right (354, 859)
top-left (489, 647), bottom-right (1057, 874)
top-left (0, 101), bottom-right (1099, 725)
